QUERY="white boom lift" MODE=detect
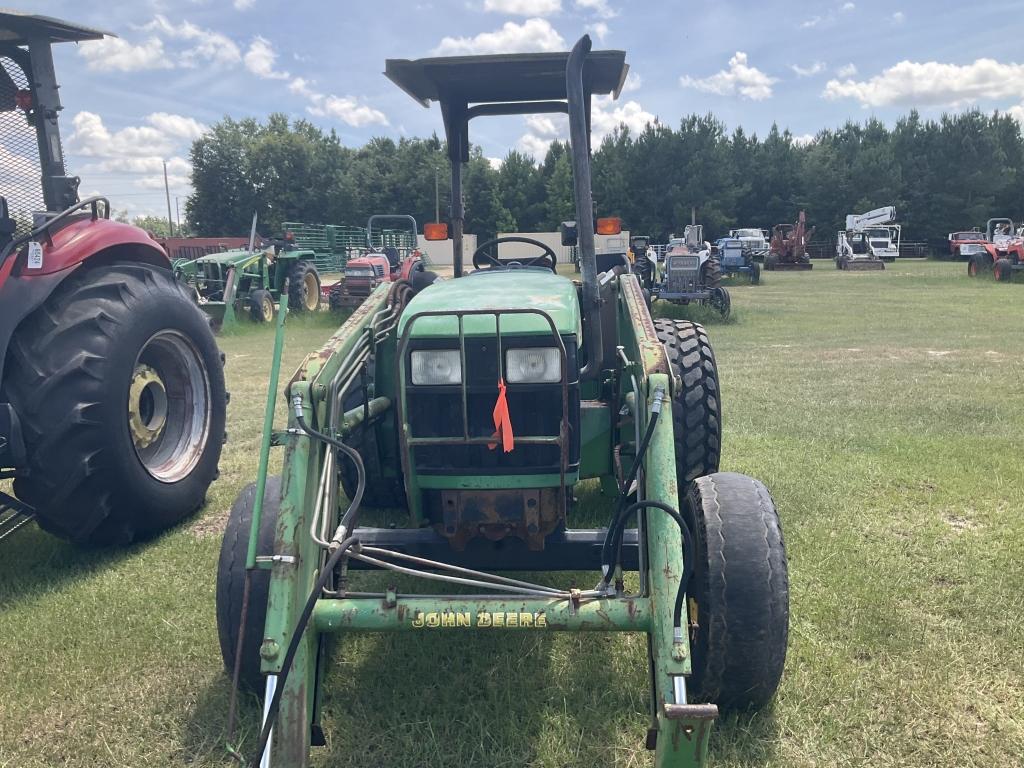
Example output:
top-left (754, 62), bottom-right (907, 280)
top-left (836, 206), bottom-right (900, 271)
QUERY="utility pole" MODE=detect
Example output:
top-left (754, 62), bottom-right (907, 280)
top-left (175, 196), bottom-right (181, 233)
top-left (691, 206), bottom-right (696, 226)
top-left (434, 165), bottom-right (439, 223)
top-left (163, 160), bottom-right (174, 238)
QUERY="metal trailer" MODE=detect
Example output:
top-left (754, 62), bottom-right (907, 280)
top-left (0, 12), bottom-right (226, 545)
top-left (215, 37), bottom-right (786, 768)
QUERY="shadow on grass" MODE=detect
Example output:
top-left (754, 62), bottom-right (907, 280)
top-left (709, 707), bottom-right (782, 765)
top-left (0, 523), bottom-right (137, 607)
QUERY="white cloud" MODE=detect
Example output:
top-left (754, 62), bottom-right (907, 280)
top-left (1009, 104), bottom-right (1024, 124)
top-left (515, 94), bottom-right (654, 160)
top-left (483, 0), bottom-right (561, 15)
top-left (487, 156), bottom-right (504, 170)
top-left (146, 112), bottom-right (208, 141)
top-left (800, 15), bottom-right (822, 28)
top-left (244, 36), bottom-right (289, 80)
top-left (791, 61), bottom-right (825, 77)
top-left (823, 58), bottom-right (1024, 108)
top-left (575, 0), bottom-right (617, 19)
top-left (433, 18), bottom-right (565, 55)
top-left (893, 10), bottom-right (905, 23)
top-left (77, 36), bottom-right (171, 72)
top-left (141, 15), bottom-right (242, 67)
top-left (289, 77), bottom-right (388, 127)
top-left (792, 133), bottom-right (816, 146)
top-left (234, 0), bottom-right (255, 8)
top-left (586, 21), bottom-right (609, 42)
top-left (622, 71), bottom-right (642, 92)
top-left (680, 52), bottom-right (777, 100)
top-left (842, 2), bottom-right (855, 10)
top-left (837, 63), bottom-right (858, 78)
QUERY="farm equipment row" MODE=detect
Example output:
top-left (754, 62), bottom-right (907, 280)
top-left (963, 217), bottom-right (1023, 281)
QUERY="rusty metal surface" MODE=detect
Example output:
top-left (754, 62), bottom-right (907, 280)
top-left (434, 487), bottom-right (562, 550)
top-left (618, 273), bottom-right (669, 377)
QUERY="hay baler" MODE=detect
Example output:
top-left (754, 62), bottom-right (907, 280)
top-left (216, 37), bottom-right (788, 768)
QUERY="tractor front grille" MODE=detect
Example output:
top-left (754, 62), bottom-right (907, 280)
top-left (0, 55), bottom-right (45, 234)
top-left (405, 336), bottom-right (580, 475)
top-left (667, 255), bottom-right (700, 292)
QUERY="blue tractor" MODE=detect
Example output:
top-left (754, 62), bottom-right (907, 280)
top-left (717, 237), bottom-right (761, 284)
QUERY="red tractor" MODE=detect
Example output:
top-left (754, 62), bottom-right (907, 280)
top-left (765, 210), bottom-right (814, 270)
top-left (966, 218), bottom-right (1024, 281)
top-left (0, 13), bottom-right (226, 544)
top-left (327, 214), bottom-right (429, 310)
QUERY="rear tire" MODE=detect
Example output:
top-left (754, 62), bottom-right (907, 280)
top-left (993, 258), bottom-right (1013, 282)
top-left (287, 260), bottom-right (321, 312)
top-left (216, 477), bottom-right (280, 693)
top-left (339, 361), bottom-right (407, 509)
top-left (684, 472), bottom-right (789, 711)
top-left (653, 319), bottom-right (721, 483)
top-left (701, 256), bottom-right (722, 289)
top-left (764, 254), bottom-right (777, 271)
top-left (4, 262), bottom-right (226, 545)
top-left (749, 262), bottom-right (761, 285)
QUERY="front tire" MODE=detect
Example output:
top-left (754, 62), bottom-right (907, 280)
top-left (4, 262), bottom-right (226, 544)
top-left (684, 472), bottom-right (789, 711)
top-left (216, 477), bottom-right (280, 693)
top-left (764, 254), bottom-right (778, 271)
top-left (994, 258), bottom-right (1013, 282)
top-left (653, 319), bottom-right (721, 483)
top-left (249, 288), bottom-right (275, 323)
top-left (750, 262), bottom-right (761, 285)
top-left (968, 253), bottom-right (992, 277)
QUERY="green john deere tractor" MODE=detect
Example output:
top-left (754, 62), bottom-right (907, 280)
top-left (174, 232), bottom-right (321, 330)
top-left (216, 36), bottom-right (788, 768)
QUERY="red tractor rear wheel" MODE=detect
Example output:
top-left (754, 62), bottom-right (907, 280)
top-left (2, 262), bottom-right (227, 544)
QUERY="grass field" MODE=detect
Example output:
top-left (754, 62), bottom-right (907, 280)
top-left (1, 260), bottom-right (1023, 767)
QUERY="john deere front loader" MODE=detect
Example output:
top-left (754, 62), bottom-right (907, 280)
top-left (216, 36), bottom-right (788, 768)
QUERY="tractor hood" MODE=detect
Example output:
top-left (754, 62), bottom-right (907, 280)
top-left (192, 248), bottom-right (261, 266)
top-left (399, 269), bottom-right (581, 339)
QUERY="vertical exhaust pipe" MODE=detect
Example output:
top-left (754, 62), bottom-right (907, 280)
top-left (566, 35), bottom-right (603, 381)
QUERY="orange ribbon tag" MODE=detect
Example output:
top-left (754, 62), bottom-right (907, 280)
top-left (488, 377), bottom-right (514, 453)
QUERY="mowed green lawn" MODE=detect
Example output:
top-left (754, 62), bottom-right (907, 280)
top-left (1, 260), bottom-right (1022, 767)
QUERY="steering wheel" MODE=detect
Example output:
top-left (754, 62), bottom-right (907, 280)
top-left (472, 236), bottom-right (558, 272)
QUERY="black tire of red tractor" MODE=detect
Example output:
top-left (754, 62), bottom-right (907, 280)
top-left (653, 319), bottom-right (721, 483)
top-left (287, 259), bottom-right (321, 312)
top-left (993, 258), bottom-right (1013, 282)
top-left (339, 361), bottom-right (407, 509)
top-left (3, 262), bottom-right (227, 545)
top-left (750, 262), bottom-right (761, 285)
top-left (968, 253), bottom-right (991, 277)
top-left (216, 476), bottom-right (280, 693)
top-left (701, 256), bottom-right (722, 289)
top-left (684, 472), bottom-right (789, 712)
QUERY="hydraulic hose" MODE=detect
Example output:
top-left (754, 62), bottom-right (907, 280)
top-left (609, 500), bottom-right (695, 631)
top-left (600, 386), bottom-right (664, 580)
top-left (247, 536), bottom-right (359, 768)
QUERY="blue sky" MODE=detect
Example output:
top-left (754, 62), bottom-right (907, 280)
top-left (24, 0), bottom-right (1024, 218)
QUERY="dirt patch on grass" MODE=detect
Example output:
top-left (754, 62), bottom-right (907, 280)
top-left (190, 506), bottom-right (231, 539)
top-left (943, 514), bottom-right (980, 531)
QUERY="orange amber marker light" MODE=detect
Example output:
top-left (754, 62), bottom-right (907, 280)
top-left (424, 222), bottom-right (449, 241)
top-left (596, 217), bottom-right (622, 235)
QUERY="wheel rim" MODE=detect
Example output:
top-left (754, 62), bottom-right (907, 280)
top-left (303, 273), bottom-right (319, 310)
top-left (262, 296), bottom-right (274, 321)
top-left (128, 330), bottom-right (211, 483)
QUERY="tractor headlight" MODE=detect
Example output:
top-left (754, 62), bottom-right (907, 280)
top-left (505, 347), bottom-right (561, 383)
top-left (410, 349), bottom-right (462, 385)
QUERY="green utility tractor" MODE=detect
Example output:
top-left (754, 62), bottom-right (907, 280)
top-left (216, 36), bottom-right (788, 768)
top-left (174, 232), bottom-right (321, 330)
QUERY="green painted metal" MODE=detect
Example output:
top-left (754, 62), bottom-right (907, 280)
top-left (579, 400), bottom-right (612, 478)
top-left (313, 595), bottom-right (650, 632)
top-left (246, 284), bottom-right (289, 569)
top-left (283, 221), bottom-right (366, 271)
top-left (399, 270), bottom-right (582, 338)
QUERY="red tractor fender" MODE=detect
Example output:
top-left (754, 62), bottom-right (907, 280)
top-left (397, 255), bottom-right (423, 281)
top-left (0, 217), bottom-right (170, 382)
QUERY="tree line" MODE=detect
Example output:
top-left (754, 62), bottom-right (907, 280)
top-left (186, 109), bottom-right (1024, 247)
